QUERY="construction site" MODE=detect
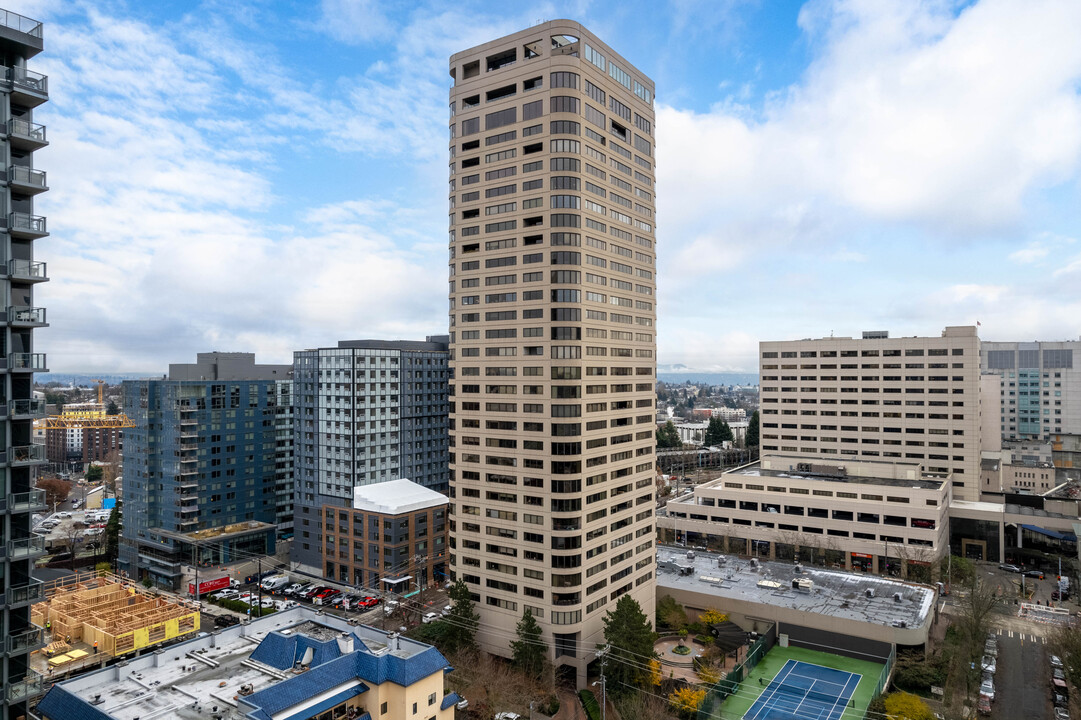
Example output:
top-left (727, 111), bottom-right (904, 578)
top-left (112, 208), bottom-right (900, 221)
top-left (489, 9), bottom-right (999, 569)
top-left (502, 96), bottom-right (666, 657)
top-left (30, 571), bottom-right (200, 678)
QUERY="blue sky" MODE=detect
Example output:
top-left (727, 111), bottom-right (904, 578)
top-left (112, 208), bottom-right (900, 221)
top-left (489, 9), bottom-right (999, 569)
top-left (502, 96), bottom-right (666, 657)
top-left (15, 0), bottom-right (1081, 373)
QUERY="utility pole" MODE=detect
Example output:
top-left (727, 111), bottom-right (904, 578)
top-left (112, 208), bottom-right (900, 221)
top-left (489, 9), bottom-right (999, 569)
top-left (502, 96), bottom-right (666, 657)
top-left (594, 645), bottom-right (609, 720)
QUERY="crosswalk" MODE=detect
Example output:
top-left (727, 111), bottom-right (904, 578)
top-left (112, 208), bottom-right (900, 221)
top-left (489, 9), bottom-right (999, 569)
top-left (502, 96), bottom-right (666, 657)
top-left (994, 630), bottom-right (1046, 643)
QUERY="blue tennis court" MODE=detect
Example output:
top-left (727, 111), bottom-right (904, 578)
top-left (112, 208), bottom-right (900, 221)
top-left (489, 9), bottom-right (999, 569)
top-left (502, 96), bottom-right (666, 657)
top-left (742, 659), bottom-right (862, 720)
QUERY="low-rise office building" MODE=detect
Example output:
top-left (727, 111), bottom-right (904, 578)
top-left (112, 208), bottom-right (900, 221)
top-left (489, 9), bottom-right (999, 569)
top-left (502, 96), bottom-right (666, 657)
top-left (36, 607), bottom-right (459, 720)
top-left (321, 478), bottom-right (448, 591)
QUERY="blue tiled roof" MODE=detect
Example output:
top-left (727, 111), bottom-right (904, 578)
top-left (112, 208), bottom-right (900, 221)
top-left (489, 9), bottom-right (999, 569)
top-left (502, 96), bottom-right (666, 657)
top-left (243, 653), bottom-right (369, 717)
top-left (279, 685), bottom-right (367, 720)
top-left (37, 686), bottom-right (114, 720)
top-left (441, 692), bottom-right (461, 710)
top-left (249, 631), bottom-right (345, 671)
top-left (353, 644), bottom-right (450, 686)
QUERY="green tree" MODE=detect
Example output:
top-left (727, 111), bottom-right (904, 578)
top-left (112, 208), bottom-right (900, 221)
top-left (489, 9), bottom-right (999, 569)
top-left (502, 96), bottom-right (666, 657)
top-left (510, 608), bottom-right (547, 678)
top-left (718, 420), bottom-right (734, 443)
top-left (602, 595), bottom-right (658, 695)
top-left (104, 501), bottom-right (121, 564)
top-left (106, 401), bottom-right (119, 415)
top-left (86, 465), bottom-right (103, 483)
top-left (656, 420), bottom-right (681, 449)
top-left (443, 579), bottom-right (479, 654)
top-left (702, 416), bottom-right (720, 446)
top-left (745, 411), bottom-right (760, 448)
top-left (656, 595), bottom-right (687, 630)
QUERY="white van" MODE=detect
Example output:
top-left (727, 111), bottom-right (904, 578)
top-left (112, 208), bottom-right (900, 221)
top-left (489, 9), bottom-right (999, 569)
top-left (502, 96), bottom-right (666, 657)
top-left (260, 575), bottom-right (291, 592)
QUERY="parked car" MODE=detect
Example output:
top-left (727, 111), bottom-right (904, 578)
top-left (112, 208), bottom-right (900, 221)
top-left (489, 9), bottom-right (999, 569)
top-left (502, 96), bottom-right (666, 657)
top-left (313, 589), bottom-right (340, 605)
top-left (236, 593), bottom-right (255, 605)
top-left (213, 614), bottom-right (240, 628)
top-left (456, 696), bottom-right (469, 711)
top-left (999, 563), bottom-right (1022, 573)
top-left (977, 694), bottom-right (992, 716)
top-left (422, 612), bottom-right (440, 624)
top-left (1052, 655), bottom-right (1065, 669)
top-left (210, 588), bottom-right (240, 601)
top-left (441, 604), bottom-right (454, 617)
top-left (494, 713), bottom-right (522, 720)
top-left (1025, 570), bottom-right (1045, 579)
top-left (282, 583), bottom-right (305, 596)
top-left (1055, 708), bottom-right (1071, 720)
top-left (259, 597), bottom-right (275, 609)
top-left (302, 586), bottom-right (326, 599)
top-left (981, 656), bottom-right (996, 674)
top-left (1054, 691), bottom-right (1069, 708)
top-left (384, 600), bottom-right (399, 616)
top-left (983, 642), bottom-right (997, 658)
top-left (55, 512), bottom-right (72, 519)
top-left (274, 599), bottom-right (298, 611)
top-left (1053, 668), bottom-right (1069, 695)
top-left (979, 678), bottom-right (995, 702)
top-left (357, 596), bottom-right (380, 609)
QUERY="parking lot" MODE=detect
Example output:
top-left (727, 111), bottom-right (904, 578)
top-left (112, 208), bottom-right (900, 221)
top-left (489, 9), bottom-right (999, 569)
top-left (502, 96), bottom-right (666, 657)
top-left (197, 572), bottom-right (451, 633)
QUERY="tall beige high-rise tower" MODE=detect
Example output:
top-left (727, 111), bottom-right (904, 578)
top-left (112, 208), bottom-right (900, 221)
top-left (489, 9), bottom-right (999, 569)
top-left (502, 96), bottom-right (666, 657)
top-left (447, 21), bottom-right (657, 683)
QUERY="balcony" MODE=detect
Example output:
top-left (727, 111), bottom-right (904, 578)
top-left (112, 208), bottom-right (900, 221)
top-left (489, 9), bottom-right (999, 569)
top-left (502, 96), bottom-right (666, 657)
top-left (7, 212), bottom-right (47, 239)
top-left (10, 398), bottom-right (45, 418)
top-left (6, 259), bottom-right (47, 282)
top-left (7, 306), bottom-right (46, 326)
top-left (7, 624), bottom-right (44, 655)
top-left (6, 671), bottom-right (44, 702)
top-left (0, 9), bottom-right (43, 39)
top-left (7, 66), bottom-right (48, 107)
top-left (7, 165), bottom-right (47, 195)
top-left (8, 535), bottom-right (46, 559)
top-left (8, 488), bottom-right (46, 512)
top-left (6, 118), bottom-right (47, 151)
top-left (9, 353), bottom-right (47, 372)
top-left (5, 579), bottom-right (44, 607)
top-left (9, 444), bottom-right (45, 464)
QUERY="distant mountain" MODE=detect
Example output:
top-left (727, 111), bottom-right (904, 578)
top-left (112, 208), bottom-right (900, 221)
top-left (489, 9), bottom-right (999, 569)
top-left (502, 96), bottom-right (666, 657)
top-left (658, 371), bottom-right (758, 387)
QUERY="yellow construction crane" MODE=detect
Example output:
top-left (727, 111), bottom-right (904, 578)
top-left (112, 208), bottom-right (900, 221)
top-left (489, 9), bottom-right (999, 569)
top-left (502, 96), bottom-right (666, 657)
top-left (42, 379), bottom-right (135, 429)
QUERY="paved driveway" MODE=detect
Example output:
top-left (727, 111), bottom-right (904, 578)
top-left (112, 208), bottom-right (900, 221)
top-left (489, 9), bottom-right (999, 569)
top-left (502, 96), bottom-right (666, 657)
top-left (990, 629), bottom-right (1053, 720)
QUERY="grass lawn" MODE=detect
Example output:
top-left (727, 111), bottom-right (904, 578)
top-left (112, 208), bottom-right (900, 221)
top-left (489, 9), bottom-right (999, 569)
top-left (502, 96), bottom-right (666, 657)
top-left (718, 644), bottom-right (885, 720)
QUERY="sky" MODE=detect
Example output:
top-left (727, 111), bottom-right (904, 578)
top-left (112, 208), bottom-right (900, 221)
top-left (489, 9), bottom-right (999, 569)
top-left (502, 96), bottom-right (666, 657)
top-left (13, 0), bottom-right (1081, 374)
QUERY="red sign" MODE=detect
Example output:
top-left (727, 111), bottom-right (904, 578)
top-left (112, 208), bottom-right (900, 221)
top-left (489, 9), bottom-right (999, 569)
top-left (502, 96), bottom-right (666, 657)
top-left (850, 553), bottom-right (873, 559)
top-left (188, 576), bottom-right (230, 596)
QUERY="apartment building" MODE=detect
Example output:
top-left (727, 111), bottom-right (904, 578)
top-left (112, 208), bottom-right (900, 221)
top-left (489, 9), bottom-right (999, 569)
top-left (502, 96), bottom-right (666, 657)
top-left (291, 338), bottom-right (449, 575)
top-left (0, 9), bottom-right (52, 714)
top-left (447, 21), bottom-right (657, 683)
top-left (663, 327), bottom-right (991, 577)
top-left (321, 478), bottom-right (448, 590)
top-left (981, 340), bottom-right (1081, 441)
top-left (119, 353), bottom-right (292, 589)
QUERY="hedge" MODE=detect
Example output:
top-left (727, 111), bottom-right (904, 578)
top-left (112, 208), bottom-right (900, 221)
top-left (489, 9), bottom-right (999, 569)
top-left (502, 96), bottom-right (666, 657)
top-left (578, 689), bottom-right (601, 720)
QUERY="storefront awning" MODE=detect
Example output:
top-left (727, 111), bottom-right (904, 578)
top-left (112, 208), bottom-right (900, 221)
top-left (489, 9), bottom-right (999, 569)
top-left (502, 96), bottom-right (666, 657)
top-left (1021, 524), bottom-right (1077, 542)
top-left (382, 575), bottom-right (413, 585)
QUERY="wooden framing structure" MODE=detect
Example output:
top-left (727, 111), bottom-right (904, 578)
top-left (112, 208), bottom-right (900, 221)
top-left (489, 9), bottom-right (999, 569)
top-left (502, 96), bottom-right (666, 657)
top-left (31, 571), bottom-right (199, 657)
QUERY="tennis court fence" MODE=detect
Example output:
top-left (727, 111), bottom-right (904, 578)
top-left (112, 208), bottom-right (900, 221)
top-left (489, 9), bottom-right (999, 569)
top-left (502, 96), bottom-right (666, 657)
top-left (697, 623), bottom-right (776, 720)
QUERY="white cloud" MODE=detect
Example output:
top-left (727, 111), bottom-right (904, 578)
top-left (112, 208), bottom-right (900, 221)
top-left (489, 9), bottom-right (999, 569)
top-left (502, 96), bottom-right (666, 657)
top-left (1009, 242), bottom-right (1050, 264)
top-left (658, 0), bottom-right (1081, 268)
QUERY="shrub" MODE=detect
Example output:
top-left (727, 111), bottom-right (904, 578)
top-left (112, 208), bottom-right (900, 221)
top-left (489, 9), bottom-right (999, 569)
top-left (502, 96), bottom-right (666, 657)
top-left (538, 695), bottom-right (559, 716)
top-left (578, 689), bottom-right (601, 720)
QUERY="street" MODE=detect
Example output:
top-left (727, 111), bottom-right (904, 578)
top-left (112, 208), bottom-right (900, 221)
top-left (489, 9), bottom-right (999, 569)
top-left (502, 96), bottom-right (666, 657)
top-left (991, 631), bottom-right (1053, 720)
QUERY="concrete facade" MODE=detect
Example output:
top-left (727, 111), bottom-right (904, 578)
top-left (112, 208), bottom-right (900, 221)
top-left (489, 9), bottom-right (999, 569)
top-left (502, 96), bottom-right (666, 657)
top-left (291, 338), bottom-right (450, 574)
top-left (447, 21), bottom-right (658, 683)
top-left (982, 340), bottom-right (1081, 441)
top-left (0, 9), bottom-right (52, 715)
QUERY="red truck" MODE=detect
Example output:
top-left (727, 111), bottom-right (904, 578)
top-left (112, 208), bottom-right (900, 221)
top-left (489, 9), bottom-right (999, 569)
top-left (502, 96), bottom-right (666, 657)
top-left (188, 576), bottom-right (231, 596)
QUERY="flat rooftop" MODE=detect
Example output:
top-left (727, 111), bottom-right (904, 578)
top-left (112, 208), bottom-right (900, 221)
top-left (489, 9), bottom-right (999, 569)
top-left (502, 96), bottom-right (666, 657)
top-left (351, 478), bottom-right (447, 514)
top-left (656, 547), bottom-right (935, 631)
top-left (41, 608), bottom-right (443, 720)
top-left (723, 461), bottom-right (945, 491)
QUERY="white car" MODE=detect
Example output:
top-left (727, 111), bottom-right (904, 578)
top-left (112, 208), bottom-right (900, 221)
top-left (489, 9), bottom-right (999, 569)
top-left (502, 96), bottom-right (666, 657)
top-left (210, 588), bottom-right (239, 601)
top-left (981, 655), bottom-right (996, 674)
top-left (422, 612), bottom-right (440, 624)
top-left (979, 678), bottom-right (995, 702)
top-left (55, 512), bottom-right (71, 519)
top-left (275, 599), bottom-right (298, 611)
top-left (441, 604), bottom-right (453, 617)
top-left (494, 713), bottom-right (522, 720)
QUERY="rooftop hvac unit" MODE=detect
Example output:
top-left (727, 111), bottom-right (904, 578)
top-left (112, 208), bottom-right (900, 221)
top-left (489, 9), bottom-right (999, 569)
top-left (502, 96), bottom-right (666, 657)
top-left (865, 588), bottom-right (875, 598)
top-left (893, 592), bottom-right (903, 603)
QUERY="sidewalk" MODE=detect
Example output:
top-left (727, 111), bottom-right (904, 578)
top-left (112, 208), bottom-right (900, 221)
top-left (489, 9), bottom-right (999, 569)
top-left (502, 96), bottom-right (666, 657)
top-left (554, 689), bottom-right (587, 720)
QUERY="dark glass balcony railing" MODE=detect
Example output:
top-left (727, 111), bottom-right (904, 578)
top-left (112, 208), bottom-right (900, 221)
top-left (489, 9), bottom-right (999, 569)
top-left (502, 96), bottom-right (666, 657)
top-left (6, 672), bottom-right (44, 702)
top-left (9, 353), bottom-right (47, 371)
top-left (10, 398), bottom-right (45, 418)
top-left (7, 118), bottom-right (47, 149)
top-left (8, 535), bottom-right (46, 559)
top-left (9, 444), bottom-right (45, 464)
top-left (7, 306), bottom-right (46, 325)
top-left (7, 165), bottom-right (47, 194)
top-left (8, 488), bottom-right (46, 512)
top-left (6, 579), bottom-right (45, 607)
top-left (7, 259), bottom-right (47, 281)
top-left (0, 9), bottom-right (43, 37)
top-left (7, 212), bottom-right (47, 238)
